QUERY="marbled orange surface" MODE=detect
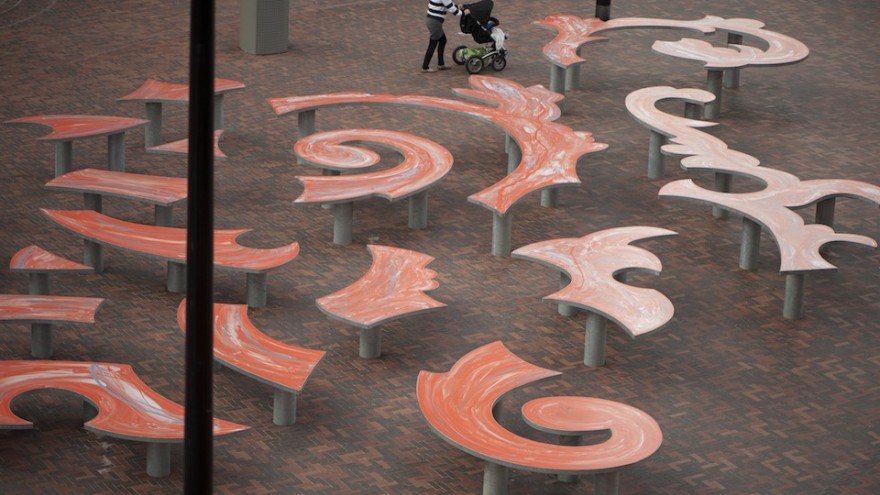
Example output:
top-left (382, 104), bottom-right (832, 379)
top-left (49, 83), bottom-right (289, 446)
top-left (0, 294), bottom-right (104, 323)
top-left (3, 115), bottom-right (149, 141)
top-left (46, 168), bottom-right (188, 206)
top-left (117, 78), bottom-right (245, 103)
top-left (9, 245), bottom-right (92, 273)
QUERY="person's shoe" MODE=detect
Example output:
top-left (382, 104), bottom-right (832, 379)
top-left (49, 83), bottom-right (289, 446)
top-left (437, 65), bottom-right (451, 71)
top-left (421, 67), bottom-right (437, 73)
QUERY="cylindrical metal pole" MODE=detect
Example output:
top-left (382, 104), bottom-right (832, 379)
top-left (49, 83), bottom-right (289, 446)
top-left (596, 0), bottom-right (611, 21)
top-left (184, 0), bottom-right (215, 492)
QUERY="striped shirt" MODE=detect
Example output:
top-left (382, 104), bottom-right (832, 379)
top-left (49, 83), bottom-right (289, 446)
top-left (427, 0), bottom-right (461, 21)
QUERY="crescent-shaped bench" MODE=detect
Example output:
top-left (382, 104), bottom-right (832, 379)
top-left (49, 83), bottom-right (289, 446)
top-left (46, 168), bottom-right (188, 226)
top-left (117, 78), bottom-right (245, 147)
top-left (177, 300), bottom-right (326, 425)
top-left (316, 245), bottom-right (446, 358)
top-left (0, 360), bottom-right (249, 477)
top-left (41, 208), bottom-right (299, 307)
top-left (0, 294), bottom-right (104, 359)
top-left (3, 115), bottom-right (150, 176)
top-left (417, 341), bottom-right (662, 495)
top-left (10, 245), bottom-right (93, 295)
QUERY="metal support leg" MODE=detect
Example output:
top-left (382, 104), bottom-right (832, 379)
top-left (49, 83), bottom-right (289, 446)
top-left (491, 211), bottom-right (512, 257)
top-left (31, 323), bottom-right (53, 359)
top-left (55, 141), bottom-right (73, 177)
top-left (724, 34), bottom-right (743, 89)
top-left (408, 191), bottom-right (429, 229)
top-left (584, 312), bottom-right (608, 367)
top-left (815, 197), bottom-right (836, 227)
top-left (558, 272), bottom-right (577, 316)
top-left (246, 272), bottom-right (268, 308)
top-left (684, 102), bottom-right (702, 120)
top-left (28, 273), bottom-right (50, 295)
top-left (595, 471), bottom-right (620, 495)
top-left (146, 443), bottom-right (172, 478)
top-left (712, 173), bottom-right (733, 219)
top-left (596, 0), bottom-right (611, 21)
top-left (333, 202), bottom-right (354, 245)
top-left (107, 133), bottom-right (125, 172)
top-left (167, 262), bottom-right (186, 292)
top-left (214, 94), bottom-right (225, 132)
top-left (647, 130), bottom-right (666, 179)
top-left (557, 434), bottom-right (582, 482)
top-left (507, 139), bottom-right (521, 174)
top-left (297, 110), bottom-right (316, 164)
top-left (154, 205), bottom-right (173, 226)
top-left (84, 240), bottom-right (104, 273)
top-left (564, 65), bottom-right (581, 91)
top-left (541, 188), bottom-right (559, 208)
top-left (482, 461), bottom-right (509, 495)
top-left (273, 389), bottom-right (297, 425)
top-left (704, 69), bottom-right (723, 120)
top-left (549, 64), bottom-right (565, 95)
top-left (83, 401), bottom-right (99, 422)
top-left (359, 327), bottom-right (381, 359)
top-left (783, 272), bottom-right (806, 319)
top-left (739, 217), bottom-right (761, 271)
top-left (145, 102), bottom-right (163, 148)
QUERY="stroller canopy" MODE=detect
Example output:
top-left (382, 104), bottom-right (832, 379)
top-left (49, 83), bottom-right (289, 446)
top-left (460, 0), bottom-right (495, 35)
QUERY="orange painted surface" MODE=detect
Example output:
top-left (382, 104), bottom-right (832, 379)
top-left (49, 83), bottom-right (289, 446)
top-left (317, 245), bottom-right (446, 328)
top-left (419, 341), bottom-right (660, 473)
top-left (0, 360), bottom-right (249, 441)
top-left (0, 294), bottom-right (104, 324)
top-left (535, 14), bottom-right (807, 70)
top-left (177, 300), bottom-right (325, 393)
top-left (42, 209), bottom-right (299, 272)
top-left (511, 227), bottom-right (676, 337)
top-left (146, 129), bottom-right (227, 159)
top-left (46, 168), bottom-right (188, 206)
top-left (521, 396), bottom-right (662, 461)
top-left (118, 78), bottom-right (246, 103)
top-left (627, 86), bottom-right (880, 273)
top-left (269, 75), bottom-right (607, 214)
top-left (3, 115), bottom-right (149, 141)
top-left (9, 245), bottom-right (92, 273)
top-left (294, 129), bottom-right (453, 203)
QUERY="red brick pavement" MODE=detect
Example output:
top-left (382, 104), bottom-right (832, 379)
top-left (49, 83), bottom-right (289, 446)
top-left (0, 0), bottom-right (878, 493)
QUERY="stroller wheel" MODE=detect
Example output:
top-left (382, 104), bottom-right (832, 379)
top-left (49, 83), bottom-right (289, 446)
top-left (491, 54), bottom-right (507, 71)
top-left (466, 56), bottom-right (484, 74)
top-left (452, 45), bottom-right (468, 65)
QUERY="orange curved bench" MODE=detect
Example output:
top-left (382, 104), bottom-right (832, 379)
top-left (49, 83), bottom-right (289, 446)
top-left (117, 78), bottom-right (245, 147)
top-left (42, 208), bottom-right (300, 307)
top-left (3, 115), bottom-right (150, 176)
top-left (9, 245), bottom-right (93, 295)
top-left (177, 300), bottom-right (326, 425)
top-left (269, 75), bottom-right (607, 256)
top-left (46, 168), bottom-right (188, 226)
top-left (317, 245), bottom-right (446, 358)
top-left (146, 129), bottom-right (227, 160)
top-left (294, 129), bottom-right (453, 245)
top-left (0, 293), bottom-right (104, 358)
top-left (417, 341), bottom-right (662, 495)
top-left (511, 226), bottom-right (676, 366)
top-left (0, 360), bottom-right (248, 477)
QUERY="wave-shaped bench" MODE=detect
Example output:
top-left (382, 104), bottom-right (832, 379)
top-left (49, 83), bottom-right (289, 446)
top-left (0, 360), bottom-right (248, 477)
top-left (294, 129), bottom-right (453, 245)
top-left (117, 78), bottom-right (245, 147)
top-left (417, 341), bottom-right (662, 495)
top-left (41, 208), bottom-right (299, 307)
top-left (316, 245), bottom-right (446, 358)
top-left (145, 129), bottom-right (227, 160)
top-left (512, 226), bottom-right (676, 366)
top-left (46, 168), bottom-right (188, 226)
top-left (269, 75), bottom-right (607, 256)
top-left (3, 115), bottom-right (150, 176)
top-left (0, 294), bottom-right (104, 359)
top-left (10, 245), bottom-right (93, 295)
top-left (177, 300), bottom-right (325, 425)
top-left (629, 86), bottom-right (880, 318)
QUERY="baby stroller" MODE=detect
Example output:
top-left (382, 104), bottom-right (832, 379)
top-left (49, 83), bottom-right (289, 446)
top-left (452, 0), bottom-right (507, 74)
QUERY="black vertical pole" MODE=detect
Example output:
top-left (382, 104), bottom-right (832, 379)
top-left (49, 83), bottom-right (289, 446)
top-left (184, 0), bottom-right (214, 493)
top-left (596, 0), bottom-right (611, 21)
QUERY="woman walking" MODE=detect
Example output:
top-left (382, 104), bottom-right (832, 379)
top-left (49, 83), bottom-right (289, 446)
top-left (422, 0), bottom-right (465, 72)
